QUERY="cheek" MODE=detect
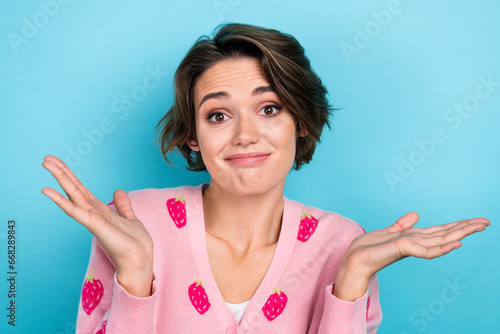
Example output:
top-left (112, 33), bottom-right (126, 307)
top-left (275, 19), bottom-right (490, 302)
top-left (197, 127), bottom-right (227, 160)
top-left (264, 118), bottom-right (297, 149)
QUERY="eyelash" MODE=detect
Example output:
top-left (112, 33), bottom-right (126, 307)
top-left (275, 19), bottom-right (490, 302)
top-left (258, 104), bottom-right (282, 117)
top-left (206, 104), bottom-right (282, 123)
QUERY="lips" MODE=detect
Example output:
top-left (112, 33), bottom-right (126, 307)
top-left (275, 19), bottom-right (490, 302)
top-left (225, 152), bottom-right (271, 166)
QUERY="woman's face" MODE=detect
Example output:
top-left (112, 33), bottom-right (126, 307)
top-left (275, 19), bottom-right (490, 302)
top-left (190, 57), bottom-right (298, 196)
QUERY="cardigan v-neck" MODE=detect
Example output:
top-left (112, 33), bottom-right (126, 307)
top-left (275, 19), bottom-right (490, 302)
top-left (186, 184), bottom-right (301, 331)
top-left (226, 300), bottom-right (250, 324)
top-left (76, 185), bottom-right (383, 333)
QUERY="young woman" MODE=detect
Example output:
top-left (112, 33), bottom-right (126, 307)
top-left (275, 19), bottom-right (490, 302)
top-left (42, 24), bottom-right (490, 333)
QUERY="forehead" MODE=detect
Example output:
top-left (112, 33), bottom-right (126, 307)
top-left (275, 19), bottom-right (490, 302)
top-left (194, 57), bottom-right (269, 106)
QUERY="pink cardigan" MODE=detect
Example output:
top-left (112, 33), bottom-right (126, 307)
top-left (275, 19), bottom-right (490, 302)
top-left (76, 185), bottom-right (382, 333)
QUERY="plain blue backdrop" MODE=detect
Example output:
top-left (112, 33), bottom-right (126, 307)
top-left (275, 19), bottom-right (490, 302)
top-left (1, 0), bottom-right (498, 333)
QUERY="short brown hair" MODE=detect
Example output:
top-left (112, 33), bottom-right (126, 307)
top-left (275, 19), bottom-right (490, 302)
top-left (156, 23), bottom-right (333, 171)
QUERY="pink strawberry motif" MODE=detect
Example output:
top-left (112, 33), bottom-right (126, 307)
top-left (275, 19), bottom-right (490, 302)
top-left (81, 268), bottom-right (104, 315)
top-left (167, 194), bottom-right (187, 228)
top-left (297, 211), bottom-right (319, 242)
top-left (188, 280), bottom-right (211, 315)
top-left (262, 287), bottom-right (287, 321)
top-left (96, 320), bottom-right (107, 334)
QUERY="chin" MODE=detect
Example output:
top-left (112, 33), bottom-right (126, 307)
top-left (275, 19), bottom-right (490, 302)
top-left (212, 173), bottom-right (286, 198)
top-left (206, 159), bottom-right (293, 197)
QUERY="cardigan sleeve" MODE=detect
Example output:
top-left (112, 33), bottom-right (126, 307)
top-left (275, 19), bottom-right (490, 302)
top-left (76, 237), bottom-right (159, 334)
top-left (317, 274), bottom-right (382, 334)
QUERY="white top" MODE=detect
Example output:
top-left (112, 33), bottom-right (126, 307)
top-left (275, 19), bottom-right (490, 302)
top-left (225, 300), bottom-right (250, 324)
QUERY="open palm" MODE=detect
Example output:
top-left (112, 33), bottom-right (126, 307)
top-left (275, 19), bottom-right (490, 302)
top-left (42, 155), bottom-right (154, 296)
top-left (334, 212), bottom-right (490, 301)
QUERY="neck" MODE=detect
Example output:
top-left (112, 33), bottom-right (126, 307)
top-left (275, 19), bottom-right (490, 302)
top-left (202, 181), bottom-right (285, 256)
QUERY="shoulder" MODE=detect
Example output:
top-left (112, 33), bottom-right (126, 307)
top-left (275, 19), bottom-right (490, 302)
top-left (290, 198), bottom-right (367, 244)
top-left (106, 184), bottom-right (204, 225)
top-left (126, 185), bottom-right (197, 201)
top-left (284, 198), bottom-right (366, 269)
top-left (122, 184), bottom-right (203, 208)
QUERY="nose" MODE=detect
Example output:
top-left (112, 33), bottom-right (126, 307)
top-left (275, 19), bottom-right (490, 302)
top-left (232, 113), bottom-right (260, 147)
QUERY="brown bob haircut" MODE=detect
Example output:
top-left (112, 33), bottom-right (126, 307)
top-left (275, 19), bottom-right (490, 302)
top-left (156, 23), bottom-right (333, 171)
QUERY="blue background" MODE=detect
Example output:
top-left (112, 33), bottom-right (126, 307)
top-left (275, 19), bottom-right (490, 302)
top-left (1, 0), bottom-right (498, 333)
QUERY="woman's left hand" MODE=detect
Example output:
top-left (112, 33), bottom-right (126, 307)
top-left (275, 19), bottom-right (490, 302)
top-left (333, 212), bottom-right (490, 301)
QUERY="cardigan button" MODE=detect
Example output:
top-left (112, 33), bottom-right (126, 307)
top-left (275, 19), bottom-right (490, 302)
top-left (226, 325), bottom-right (240, 334)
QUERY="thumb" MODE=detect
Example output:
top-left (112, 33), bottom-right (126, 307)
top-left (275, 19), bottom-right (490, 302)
top-left (113, 190), bottom-right (138, 221)
top-left (384, 212), bottom-right (419, 233)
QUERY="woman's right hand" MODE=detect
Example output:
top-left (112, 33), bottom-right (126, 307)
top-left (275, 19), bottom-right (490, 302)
top-left (42, 155), bottom-right (154, 297)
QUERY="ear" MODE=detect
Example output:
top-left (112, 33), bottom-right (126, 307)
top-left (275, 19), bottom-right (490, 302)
top-left (187, 137), bottom-right (200, 151)
top-left (296, 120), bottom-right (309, 138)
top-left (298, 127), bottom-right (309, 138)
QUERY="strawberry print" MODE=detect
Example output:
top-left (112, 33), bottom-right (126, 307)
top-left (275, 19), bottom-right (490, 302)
top-left (82, 268), bottom-right (104, 315)
top-left (96, 320), bottom-right (107, 334)
top-left (297, 211), bottom-right (319, 242)
top-left (262, 287), bottom-right (287, 321)
top-left (188, 280), bottom-right (211, 314)
top-left (167, 194), bottom-right (187, 228)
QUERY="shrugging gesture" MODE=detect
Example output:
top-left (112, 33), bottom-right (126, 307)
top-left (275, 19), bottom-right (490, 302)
top-left (334, 212), bottom-right (490, 302)
top-left (41, 155), bottom-right (154, 297)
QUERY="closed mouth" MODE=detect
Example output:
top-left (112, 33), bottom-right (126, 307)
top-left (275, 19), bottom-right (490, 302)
top-left (226, 152), bottom-right (270, 159)
top-left (225, 152), bottom-right (271, 165)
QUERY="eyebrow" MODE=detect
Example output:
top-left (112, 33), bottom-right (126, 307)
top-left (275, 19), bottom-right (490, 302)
top-left (198, 85), bottom-right (275, 108)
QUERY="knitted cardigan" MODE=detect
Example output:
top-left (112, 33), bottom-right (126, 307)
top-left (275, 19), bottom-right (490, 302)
top-left (76, 185), bottom-right (382, 333)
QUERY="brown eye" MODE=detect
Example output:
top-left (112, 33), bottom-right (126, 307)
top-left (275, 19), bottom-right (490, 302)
top-left (259, 105), bottom-right (281, 116)
top-left (215, 113), bottom-right (224, 122)
top-left (207, 111), bottom-right (227, 123)
top-left (263, 106), bottom-right (274, 115)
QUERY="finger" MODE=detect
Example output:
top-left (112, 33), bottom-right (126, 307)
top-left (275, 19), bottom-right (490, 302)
top-left (419, 223), bottom-right (487, 248)
top-left (426, 219), bottom-right (490, 237)
top-left (404, 241), bottom-right (461, 259)
top-left (42, 160), bottom-right (94, 210)
top-left (422, 217), bottom-right (490, 235)
top-left (113, 190), bottom-right (139, 221)
top-left (419, 221), bottom-right (463, 234)
top-left (42, 187), bottom-right (101, 232)
top-left (385, 212), bottom-right (419, 233)
top-left (425, 221), bottom-right (470, 237)
top-left (466, 217), bottom-right (490, 226)
top-left (44, 155), bottom-right (97, 200)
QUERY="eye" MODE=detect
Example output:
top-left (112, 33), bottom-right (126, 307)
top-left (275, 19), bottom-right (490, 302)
top-left (206, 111), bottom-right (228, 123)
top-left (259, 104), bottom-right (282, 116)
